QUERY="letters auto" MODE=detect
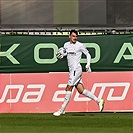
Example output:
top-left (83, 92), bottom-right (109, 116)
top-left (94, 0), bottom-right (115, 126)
top-left (0, 82), bottom-right (130, 103)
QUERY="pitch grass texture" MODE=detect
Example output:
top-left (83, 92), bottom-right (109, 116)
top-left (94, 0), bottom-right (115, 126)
top-left (0, 112), bottom-right (133, 133)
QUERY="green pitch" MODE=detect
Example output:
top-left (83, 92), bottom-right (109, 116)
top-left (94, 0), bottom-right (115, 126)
top-left (0, 112), bottom-right (133, 133)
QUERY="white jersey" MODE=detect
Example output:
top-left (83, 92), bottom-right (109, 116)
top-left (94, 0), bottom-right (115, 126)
top-left (64, 41), bottom-right (91, 72)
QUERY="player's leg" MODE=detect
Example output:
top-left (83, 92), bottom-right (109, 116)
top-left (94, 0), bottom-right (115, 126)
top-left (53, 85), bottom-right (73, 116)
top-left (59, 70), bottom-right (82, 111)
top-left (62, 85), bottom-right (73, 109)
top-left (53, 69), bottom-right (83, 116)
top-left (76, 83), bottom-right (105, 112)
top-left (76, 83), bottom-right (100, 102)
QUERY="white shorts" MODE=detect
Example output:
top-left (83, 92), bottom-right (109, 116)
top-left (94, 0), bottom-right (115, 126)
top-left (68, 68), bottom-right (83, 86)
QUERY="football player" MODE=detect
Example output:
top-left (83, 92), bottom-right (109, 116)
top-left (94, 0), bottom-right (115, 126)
top-left (53, 30), bottom-right (105, 116)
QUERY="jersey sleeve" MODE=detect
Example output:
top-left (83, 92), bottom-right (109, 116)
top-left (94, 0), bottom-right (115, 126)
top-left (81, 44), bottom-right (91, 65)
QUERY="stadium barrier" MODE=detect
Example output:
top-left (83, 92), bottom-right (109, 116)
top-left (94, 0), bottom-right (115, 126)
top-left (0, 71), bottom-right (132, 113)
top-left (0, 34), bottom-right (133, 73)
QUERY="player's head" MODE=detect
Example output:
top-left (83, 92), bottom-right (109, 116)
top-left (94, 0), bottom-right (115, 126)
top-left (69, 30), bottom-right (78, 44)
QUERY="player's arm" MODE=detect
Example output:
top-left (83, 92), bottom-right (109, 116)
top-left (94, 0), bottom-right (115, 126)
top-left (81, 44), bottom-right (91, 72)
top-left (85, 53), bottom-right (91, 72)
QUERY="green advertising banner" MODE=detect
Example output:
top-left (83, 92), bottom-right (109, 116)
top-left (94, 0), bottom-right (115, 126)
top-left (0, 34), bottom-right (133, 73)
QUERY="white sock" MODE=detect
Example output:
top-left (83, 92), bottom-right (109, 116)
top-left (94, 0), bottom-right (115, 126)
top-left (82, 89), bottom-right (100, 104)
top-left (61, 91), bottom-right (72, 109)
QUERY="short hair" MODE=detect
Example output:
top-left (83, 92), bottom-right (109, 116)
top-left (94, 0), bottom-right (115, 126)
top-left (70, 30), bottom-right (78, 36)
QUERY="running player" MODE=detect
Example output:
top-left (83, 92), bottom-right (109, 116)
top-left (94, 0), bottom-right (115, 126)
top-left (53, 30), bottom-right (105, 116)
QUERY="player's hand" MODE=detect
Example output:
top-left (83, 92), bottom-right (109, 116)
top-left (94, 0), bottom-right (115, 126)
top-left (85, 64), bottom-right (91, 72)
top-left (56, 52), bottom-right (63, 59)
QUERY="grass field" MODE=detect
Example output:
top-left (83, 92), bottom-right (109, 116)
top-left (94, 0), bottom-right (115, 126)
top-left (0, 112), bottom-right (133, 133)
